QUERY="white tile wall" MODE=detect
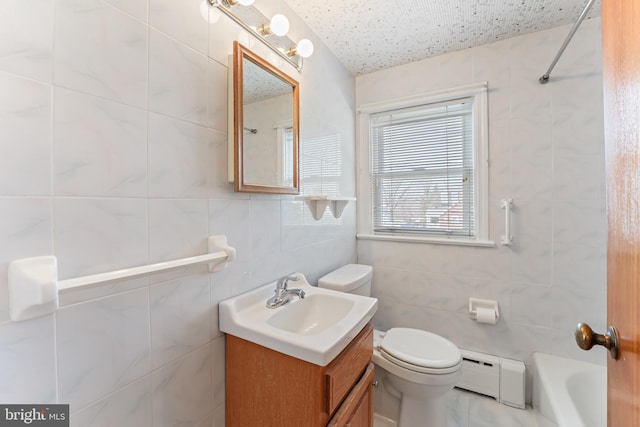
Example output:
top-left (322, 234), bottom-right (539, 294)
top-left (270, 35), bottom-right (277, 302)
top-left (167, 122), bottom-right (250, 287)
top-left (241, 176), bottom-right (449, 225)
top-left (0, 1), bottom-right (356, 425)
top-left (356, 18), bottom-right (606, 414)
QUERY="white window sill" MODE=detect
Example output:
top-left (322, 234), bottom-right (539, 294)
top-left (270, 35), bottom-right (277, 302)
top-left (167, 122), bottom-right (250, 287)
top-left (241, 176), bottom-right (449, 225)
top-left (356, 233), bottom-right (495, 248)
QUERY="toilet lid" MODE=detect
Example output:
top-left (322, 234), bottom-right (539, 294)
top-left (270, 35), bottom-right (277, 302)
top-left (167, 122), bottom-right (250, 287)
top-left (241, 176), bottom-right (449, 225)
top-left (380, 328), bottom-right (461, 370)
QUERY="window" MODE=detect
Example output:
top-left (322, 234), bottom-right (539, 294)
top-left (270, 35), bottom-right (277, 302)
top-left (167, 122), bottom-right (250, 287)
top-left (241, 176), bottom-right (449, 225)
top-left (358, 83), bottom-right (491, 246)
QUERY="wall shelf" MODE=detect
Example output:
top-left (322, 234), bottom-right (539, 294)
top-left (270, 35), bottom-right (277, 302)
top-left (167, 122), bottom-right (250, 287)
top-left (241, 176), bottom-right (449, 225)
top-left (302, 196), bottom-right (356, 220)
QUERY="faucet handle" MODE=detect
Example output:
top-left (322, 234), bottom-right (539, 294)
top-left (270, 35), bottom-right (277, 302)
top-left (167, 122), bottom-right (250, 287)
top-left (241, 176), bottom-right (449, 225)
top-left (276, 274), bottom-right (299, 291)
top-left (285, 274), bottom-right (300, 289)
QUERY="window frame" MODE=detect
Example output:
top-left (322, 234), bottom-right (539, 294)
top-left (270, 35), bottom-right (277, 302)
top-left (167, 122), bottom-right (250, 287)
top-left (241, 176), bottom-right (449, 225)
top-left (356, 82), bottom-right (493, 247)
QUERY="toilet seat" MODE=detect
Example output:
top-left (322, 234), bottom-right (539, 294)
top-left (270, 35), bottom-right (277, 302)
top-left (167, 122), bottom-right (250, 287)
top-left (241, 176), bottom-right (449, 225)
top-left (379, 328), bottom-right (461, 375)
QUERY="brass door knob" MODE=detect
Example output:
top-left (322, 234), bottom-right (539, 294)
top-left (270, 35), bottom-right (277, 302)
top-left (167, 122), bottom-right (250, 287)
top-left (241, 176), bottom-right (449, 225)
top-left (575, 322), bottom-right (619, 360)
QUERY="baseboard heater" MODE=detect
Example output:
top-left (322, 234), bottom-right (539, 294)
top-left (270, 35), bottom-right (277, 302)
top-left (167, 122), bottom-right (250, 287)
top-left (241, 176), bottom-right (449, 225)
top-left (455, 349), bottom-right (526, 409)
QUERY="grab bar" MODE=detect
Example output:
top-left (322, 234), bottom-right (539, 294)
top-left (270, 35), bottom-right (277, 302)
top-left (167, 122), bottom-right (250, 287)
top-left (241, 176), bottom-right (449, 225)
top-left (8, 235), bottom-right (236, 322)
top-left (539, 0), bottom-right (597, 84)
top-left (500, 199), bottom-right (513, 246)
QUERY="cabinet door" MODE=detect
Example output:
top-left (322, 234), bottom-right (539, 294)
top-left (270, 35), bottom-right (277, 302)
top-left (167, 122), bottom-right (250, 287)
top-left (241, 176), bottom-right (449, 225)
top-left (327, 363), bottom-right (374, 427)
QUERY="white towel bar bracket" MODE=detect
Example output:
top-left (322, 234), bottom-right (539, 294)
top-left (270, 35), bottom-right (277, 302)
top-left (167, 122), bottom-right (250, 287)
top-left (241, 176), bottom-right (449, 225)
top-left (7, 235), bottom-right (236, 322)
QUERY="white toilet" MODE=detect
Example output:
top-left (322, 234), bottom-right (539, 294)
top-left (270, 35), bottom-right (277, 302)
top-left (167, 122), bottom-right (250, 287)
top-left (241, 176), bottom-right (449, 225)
top-left (318, 264), bottom-right (462, 427)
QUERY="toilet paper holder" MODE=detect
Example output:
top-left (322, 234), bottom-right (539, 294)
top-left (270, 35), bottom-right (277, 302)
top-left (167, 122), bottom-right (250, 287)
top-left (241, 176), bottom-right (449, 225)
top-left (469, 298), bottom-right (500, 323)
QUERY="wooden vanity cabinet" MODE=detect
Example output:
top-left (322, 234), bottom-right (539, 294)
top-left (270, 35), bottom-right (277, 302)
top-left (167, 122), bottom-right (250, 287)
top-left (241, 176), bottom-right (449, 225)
top-left (327, 363), bottom-right (374, 427)
top-left (225, 322), bottom-right (374, 427)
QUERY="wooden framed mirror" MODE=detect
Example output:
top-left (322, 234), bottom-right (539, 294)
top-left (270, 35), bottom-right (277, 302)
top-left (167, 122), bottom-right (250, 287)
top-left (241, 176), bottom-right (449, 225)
top-left (229, 41), bottom-right (300, 194)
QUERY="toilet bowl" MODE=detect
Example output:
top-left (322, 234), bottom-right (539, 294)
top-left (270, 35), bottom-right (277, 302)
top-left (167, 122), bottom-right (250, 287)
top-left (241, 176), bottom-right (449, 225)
top-left (373, 328), bottom-right (461, 427)
top-left (318, 264), bottom-right (462, 427)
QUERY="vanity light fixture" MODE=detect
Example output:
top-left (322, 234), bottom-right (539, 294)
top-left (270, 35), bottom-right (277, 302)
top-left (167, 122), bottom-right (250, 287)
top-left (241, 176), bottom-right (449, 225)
top-left (207, 0), bottom-right (313, 70)
top-left (286, 38), bottom-right (314, 58)
top-left (258, 14), bottom-right (290, 37)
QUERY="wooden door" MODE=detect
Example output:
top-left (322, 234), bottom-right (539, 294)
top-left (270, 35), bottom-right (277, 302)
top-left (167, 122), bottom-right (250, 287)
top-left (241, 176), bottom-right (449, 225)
top-left (602, 0), bottom-right (640, 424)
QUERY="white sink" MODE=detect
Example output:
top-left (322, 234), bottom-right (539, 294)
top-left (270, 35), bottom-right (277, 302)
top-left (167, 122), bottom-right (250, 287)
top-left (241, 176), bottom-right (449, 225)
top-left (219, 273), bottom-right (378, 366)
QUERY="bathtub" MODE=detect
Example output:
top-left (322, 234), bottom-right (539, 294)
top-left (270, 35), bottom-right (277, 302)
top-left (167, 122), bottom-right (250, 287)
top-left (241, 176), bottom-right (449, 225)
top-left (533, 352), bottom-right (606, 427)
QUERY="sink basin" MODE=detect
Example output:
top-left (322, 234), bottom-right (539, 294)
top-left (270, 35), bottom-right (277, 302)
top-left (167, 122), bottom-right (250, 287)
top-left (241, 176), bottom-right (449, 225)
top-left (219, 273), bottom-right (378, 366)
top-left (266, 293), bottom-right (354, 335)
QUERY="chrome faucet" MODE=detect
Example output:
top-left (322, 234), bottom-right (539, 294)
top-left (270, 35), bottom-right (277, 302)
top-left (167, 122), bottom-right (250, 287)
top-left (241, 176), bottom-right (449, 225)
top-left (266, 274), bottom-right (305, 308)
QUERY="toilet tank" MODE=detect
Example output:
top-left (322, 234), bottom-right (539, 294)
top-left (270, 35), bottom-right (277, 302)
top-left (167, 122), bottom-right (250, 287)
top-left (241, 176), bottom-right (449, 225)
top-left (318, 264), bottom-right (372, 296)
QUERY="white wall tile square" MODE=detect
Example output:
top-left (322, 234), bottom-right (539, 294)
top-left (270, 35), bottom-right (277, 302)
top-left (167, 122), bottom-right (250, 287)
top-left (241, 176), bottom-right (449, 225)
top-left (553, 153), bottom-right (604, 200)
top-left (0, 72), bottom-right (52, 196)
top-left (0, 198), bottom-right (53, 322)
top-left (440, 49), bottom-right (473, 88)
top-left (207, 59), bottom-right (228, 132)
top-left (552, 241), bottom-right (606, 290)
top-left (148, 199), bottom-right (209, 263)
top-left (250, 199), bottom-right (282, 259)
top-left (151, 345), bottom-right (212, 427)
top-left (213, 404), bottom-right (225, 427)
top-left (148, 29), bottom-right (208, 125)
top-left (54, 0), bottom-right (148, 108)
top-left (553, 199), bottom-right (606, 247)
top-left (209, 199), bottom-right (252, 262)
top-left (150, 0), bottom-right (208, 54)
top-left (0, 0), bottom-right (53, 82)
top-left (195, 414), bottom-right (213, 427)
top-left (510, 283), bottom-right (553, 328)
top-left (103, 0), bottom-right (148, 23)
top-left (208, 129), bottom-right (246, 199)
top-left (53, 87), bottom-right (148, 197)
top-left (56, 289), bottom-right (151, 410)
top-left (70, 376), bottom-right (152, 427)
top-left (54, 198), bottom-right (148, 278)
top-left (150, 273), bottom-right (211, 368)
top-left (510, 115), bottom-right (553, 159)
top-left (472, 39), bottom-right (510, 85)
top-left (211, 336), bottom-right (226, 410)
top-left (148, 113), bottom-right (210, 198)
top-left (58, 277), bottom-right (149, 307)
top-left (0, 315), bottom-right (57, 404)
top-left (207, 9), bottom-right (251, 66)
top-left (508, 79), bottom-right (552, 120)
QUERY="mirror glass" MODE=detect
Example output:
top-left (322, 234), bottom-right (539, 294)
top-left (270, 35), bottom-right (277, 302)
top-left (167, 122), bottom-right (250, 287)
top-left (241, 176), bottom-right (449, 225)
top-left (230, 41), bottom-right (300, 194)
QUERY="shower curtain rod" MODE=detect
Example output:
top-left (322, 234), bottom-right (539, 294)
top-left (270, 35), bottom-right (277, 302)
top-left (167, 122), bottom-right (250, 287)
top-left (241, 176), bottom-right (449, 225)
top-left (539, 0), bottom-right (597, 84)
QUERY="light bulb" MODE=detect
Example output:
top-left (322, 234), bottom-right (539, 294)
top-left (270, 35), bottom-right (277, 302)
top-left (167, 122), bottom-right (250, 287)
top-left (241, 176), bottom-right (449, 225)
top-left (296, 39), bottom-right (314, 58)
top-left (269, 14), bottom-right (290, 37)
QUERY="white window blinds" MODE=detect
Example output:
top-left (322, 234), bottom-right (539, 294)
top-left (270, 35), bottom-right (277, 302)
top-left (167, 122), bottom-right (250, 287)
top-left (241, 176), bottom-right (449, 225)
top-left (370, 98), bottom-right (475, 237)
